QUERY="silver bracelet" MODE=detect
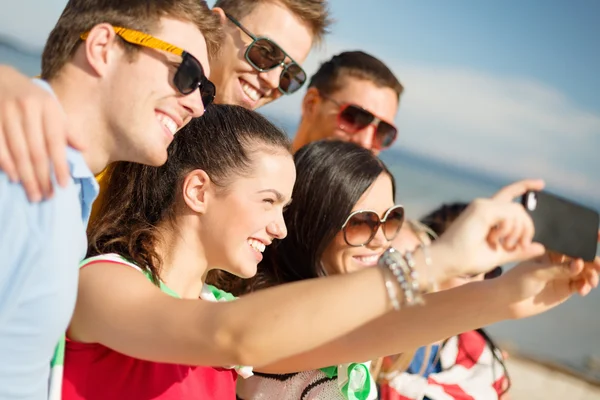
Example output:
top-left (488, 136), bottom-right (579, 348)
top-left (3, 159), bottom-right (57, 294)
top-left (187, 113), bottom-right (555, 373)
top-left (403, 251), bottom-right (424, 305)
top-left (378, 247), bottom-right (420, 307)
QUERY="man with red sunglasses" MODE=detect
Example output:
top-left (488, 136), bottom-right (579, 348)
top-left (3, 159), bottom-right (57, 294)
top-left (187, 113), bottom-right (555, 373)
top-left (293, 51), bottom-right (403, 155)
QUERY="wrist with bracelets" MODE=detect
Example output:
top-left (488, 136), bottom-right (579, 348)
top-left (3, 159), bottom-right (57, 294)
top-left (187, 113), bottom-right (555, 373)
top-left (378, 246), bottom-right (430, 310)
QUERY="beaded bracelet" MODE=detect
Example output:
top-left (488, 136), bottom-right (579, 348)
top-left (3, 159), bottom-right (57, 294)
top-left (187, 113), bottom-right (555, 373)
top-left (378, 247), bottom-right (422, 308)
top-left (403, 250), bottom-right (425, 305)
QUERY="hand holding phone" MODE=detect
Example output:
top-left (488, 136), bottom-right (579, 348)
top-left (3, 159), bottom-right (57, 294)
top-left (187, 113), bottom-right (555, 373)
top-left (521, 190), bottom-right (599, 261)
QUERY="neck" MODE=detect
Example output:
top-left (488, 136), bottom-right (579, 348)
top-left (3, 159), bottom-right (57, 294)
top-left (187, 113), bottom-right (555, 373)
top-left (292, 119), bottom-right (313, 153)
top-left (48, 70), bottom-right (113, 175)
top-left (154, 218), bottom-right (208, 299)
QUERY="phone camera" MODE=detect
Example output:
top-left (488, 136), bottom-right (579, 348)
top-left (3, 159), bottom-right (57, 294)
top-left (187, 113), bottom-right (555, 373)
top-left (525, 192), bottom-right (538, 211)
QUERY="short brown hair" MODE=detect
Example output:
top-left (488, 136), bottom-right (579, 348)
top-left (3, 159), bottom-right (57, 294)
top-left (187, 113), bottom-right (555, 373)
top-left (41, 0), bottom-right (222, 80)
top-left (214, 0), bottom-right (332, 44)
top-left (308, 51), bottom-right (404, 101)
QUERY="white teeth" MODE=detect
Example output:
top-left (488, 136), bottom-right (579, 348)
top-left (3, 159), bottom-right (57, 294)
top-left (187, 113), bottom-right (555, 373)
top-left (248, 239), bottom-right (266, 253)
top-left (241, 81), bottom-right (261, 102)
top-left (355, 255), bottom-right (379, 265)
top-left (156, 113), bottom-right (177, 135)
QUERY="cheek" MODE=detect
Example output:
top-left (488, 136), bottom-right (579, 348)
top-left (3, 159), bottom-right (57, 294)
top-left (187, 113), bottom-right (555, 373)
top-left (322, 235), bottom-right (353, 274)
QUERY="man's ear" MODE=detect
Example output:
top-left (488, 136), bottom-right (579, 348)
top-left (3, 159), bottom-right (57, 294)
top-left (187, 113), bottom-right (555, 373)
top-left (301, 87), bottom-right (322, 119)
top-left (181, 169), bottom-right (212, 214)
top-left (80, 23), bottom-right (121, 77)
top-left (212, 7), bottom-right (228, 25)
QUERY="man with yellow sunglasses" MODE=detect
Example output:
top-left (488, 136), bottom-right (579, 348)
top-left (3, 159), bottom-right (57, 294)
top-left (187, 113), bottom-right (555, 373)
top-left (0, 0), bottom-right (331, 202)
top-left (0, 1), bottom-right (219, 398)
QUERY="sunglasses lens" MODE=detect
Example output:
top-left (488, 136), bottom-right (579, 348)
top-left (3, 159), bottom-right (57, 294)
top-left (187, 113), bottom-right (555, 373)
top-left (375, 121), bottom-right (398, 149)
top-left (383, 207), bottom-right (404, 240)
top-left (247, 38), bottom-right (285, 70)
top-left (344, 211), bottom-right (380, 246)
top-left (280, 63), bottom-right (306, 94)
top-left (174, 53), bottom-right (216, 110)
top-left (200, 78), bottom-right (216, 109)
top-left (174, 54), bottom-right (202, 95)
top-left (339, 105), bottom-right (375, 132)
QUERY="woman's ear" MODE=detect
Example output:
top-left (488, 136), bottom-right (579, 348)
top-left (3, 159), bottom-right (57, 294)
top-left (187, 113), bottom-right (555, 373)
top-left (181, 169), bottom-right (212, 214)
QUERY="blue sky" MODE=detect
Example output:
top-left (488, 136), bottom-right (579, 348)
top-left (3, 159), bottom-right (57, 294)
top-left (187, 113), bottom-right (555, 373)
top-left (1, 0), bottom-right (599, 205)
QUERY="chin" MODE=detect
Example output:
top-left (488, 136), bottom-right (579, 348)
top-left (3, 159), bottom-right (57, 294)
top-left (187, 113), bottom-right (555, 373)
top-left (145, 149), bottom-right (168, 167)
top-left (229, 263), bottom-right (258, 280)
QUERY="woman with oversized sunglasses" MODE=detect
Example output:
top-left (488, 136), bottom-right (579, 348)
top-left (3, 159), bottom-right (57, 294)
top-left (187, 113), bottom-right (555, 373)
top-left (224, 140), bottom-right (598, 399)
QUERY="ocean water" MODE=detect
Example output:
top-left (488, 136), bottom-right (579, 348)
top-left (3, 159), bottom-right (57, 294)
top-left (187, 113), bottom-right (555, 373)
top-left (2, 43), bottom-right (600, 381)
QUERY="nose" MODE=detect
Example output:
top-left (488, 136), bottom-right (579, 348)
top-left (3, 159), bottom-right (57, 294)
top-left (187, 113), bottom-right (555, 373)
top-left (367, 223), bottom-right (389, 249)
top-left (351, 124), bottom-right (377, 152)
top-left (178, 89), bottom-right (205, 118)
top-left (267, 217), bottom-right (287, 240)
top-left (258, 66), bottom-right (283, 92)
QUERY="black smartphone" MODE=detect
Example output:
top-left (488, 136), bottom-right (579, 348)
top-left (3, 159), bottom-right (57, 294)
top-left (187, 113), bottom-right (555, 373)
top-left (521, 190), bottom-right (599, 261)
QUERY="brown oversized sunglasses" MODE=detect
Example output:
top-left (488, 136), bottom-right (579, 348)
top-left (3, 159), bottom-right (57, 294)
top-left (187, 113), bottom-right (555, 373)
top-left (342, 205), bottom-right (405, 247)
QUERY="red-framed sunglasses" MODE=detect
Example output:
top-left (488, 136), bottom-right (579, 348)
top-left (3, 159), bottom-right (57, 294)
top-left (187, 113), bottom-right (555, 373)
top-left (323, 96), bottom-right (398, 150)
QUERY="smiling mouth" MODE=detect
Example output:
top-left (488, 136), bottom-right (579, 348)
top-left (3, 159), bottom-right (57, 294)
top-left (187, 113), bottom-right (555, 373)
top-left (353, 254), bottom-right (380, 266)
top-left (156, 112), bottom-right (178, 137)
top-left (248, 238), bottom-right (266, 253)
top-left (240, 79), bottom-right (263, 103)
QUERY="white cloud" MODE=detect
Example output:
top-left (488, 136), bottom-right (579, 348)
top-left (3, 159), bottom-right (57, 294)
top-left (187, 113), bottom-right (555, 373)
top-left (262, 41), bottom-right (600, 205)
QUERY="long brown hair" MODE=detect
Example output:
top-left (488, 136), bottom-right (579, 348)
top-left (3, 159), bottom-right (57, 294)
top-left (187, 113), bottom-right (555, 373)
top-left (87, 104), bottom-right (291, 284)
top-left (213, 140), bottom-right (396, 295)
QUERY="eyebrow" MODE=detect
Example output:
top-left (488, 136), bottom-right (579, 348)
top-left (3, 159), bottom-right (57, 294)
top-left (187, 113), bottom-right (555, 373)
top-left (258, 189), bottom-right (292, 206)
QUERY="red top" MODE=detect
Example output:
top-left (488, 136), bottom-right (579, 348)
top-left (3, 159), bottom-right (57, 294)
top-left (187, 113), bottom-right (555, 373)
top-left (62, 255), bottom-right (238, 399)
top-left (63, 341), bottom-right (237, 399)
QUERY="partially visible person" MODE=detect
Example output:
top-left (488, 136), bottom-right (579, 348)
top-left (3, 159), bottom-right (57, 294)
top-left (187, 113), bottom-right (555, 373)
top-left (227, 140), bottom-right (599, 399)
top-left (0, 0), bottom-right (332, 201)
top-left (0, 0), bottom-right (220, 398)
top-left (292, 50), bottom-right (402, 155)
top-left (378, 204), bottom-right (510, 400)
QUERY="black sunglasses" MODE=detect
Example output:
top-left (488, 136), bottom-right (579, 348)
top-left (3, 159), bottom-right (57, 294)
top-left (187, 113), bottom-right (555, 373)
top-left (226, 14), bottom-right (307, 95)
top-left (322, 96), bottom-right (398, 150)
top-left (82, 26), bottom-right (216, 108)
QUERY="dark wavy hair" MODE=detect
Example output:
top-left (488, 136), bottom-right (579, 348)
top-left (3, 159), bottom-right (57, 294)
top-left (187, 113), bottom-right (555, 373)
top-left (420, 202), bottom-right (511, 395)
top-left (87, 104), bottom-right (291, 284)
top-left (217, 139), bottom-right (396, 295)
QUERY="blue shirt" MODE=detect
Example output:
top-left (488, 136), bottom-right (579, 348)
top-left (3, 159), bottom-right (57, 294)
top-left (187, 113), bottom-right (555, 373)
top-left (0, 81), bottom-right (98, 399)
top-left (407, 344), bottom-right (442, 377)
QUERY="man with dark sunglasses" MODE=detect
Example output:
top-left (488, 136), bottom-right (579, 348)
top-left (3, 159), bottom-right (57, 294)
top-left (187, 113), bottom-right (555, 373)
top-left (210, 0), bottom-right (331, 109)
top-left (0, 1), bottom-right (220, 398)
top-left (292, 51), bottom-right (403, 156)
